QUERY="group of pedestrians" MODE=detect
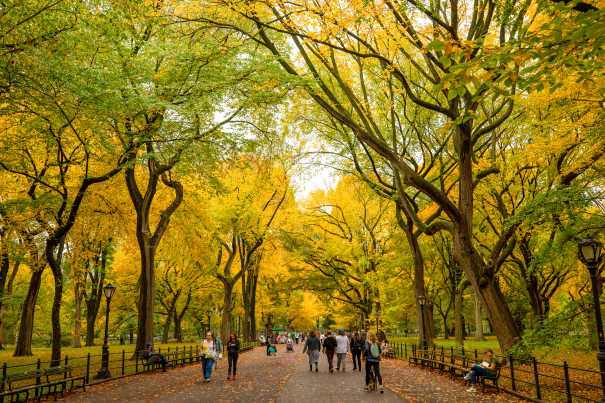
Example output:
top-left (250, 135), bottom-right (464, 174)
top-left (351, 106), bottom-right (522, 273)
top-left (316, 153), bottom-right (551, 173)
top-left (200, 332), bottom-right (241, 382)
top-left (302, 329), bottom-right (387, 393)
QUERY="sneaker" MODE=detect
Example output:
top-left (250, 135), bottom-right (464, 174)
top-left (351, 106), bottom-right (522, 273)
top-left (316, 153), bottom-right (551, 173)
top-left (315, 367), bottom-right (318, 372)
top-left (467, 387), bottom-right (477, 393)
top-left (463, 374), bottom-right (470, 381)
top-left (380, 387), bottom-right (384, 394)
top-left (364, 386), bottom-right (369, 392)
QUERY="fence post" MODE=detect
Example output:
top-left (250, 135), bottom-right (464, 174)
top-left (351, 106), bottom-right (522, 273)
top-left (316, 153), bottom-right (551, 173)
top-left (1, 362), bottom-right (7, 403)
top-left (404, 343), bottom-right (407, 359)
top-left (190, 346), bottom-right (193, 364)
top-left (450, 346), bottom-right (454, 364)
top-left (532, 357), bottom-right (541, 400)
top-left (474, 349), bottom-right (478, 362)
top-left (135, 351), bottom-right (139, 374)
top-left (86, 353), bottom-right (90, 384)
top-left (122, 350), bottom-right (125, 376)
top-left (509, 354), bottom-right (516, 391)
top-left (563, 361), bottom-right (572, 403)
top-left (64, 356), bottom-right (68, 379)
top-left (36, 358), bottom-right (41, 386)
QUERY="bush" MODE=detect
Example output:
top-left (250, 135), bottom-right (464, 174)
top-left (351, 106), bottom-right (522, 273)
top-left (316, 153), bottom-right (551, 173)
top-left (511, 298), bottom-right (589, 357)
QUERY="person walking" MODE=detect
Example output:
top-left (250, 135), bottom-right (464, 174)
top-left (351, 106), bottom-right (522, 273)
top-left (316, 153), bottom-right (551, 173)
top-left (322, 331), bottom-right (337, 373)
top-left (351, 332), bottom-right (363, 371)
top-left (213, 333), bottom-right (222, 370)
top-left (303, 330), bottom-right (321, 372)
top-left (335, 329), bottom-right (350, 371)
top-left (226, 333), bottom-right (240, 380)
top-left (200, 332), bottom-right (216, 382)
top-left (363, 331), bottom-right (384, 393)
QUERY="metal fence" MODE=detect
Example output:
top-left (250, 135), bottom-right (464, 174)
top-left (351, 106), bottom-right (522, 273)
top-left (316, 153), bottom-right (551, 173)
top-left (383, 342), bottom-right (604, 402)
top-left (0, 341), bottom-right (259, 402)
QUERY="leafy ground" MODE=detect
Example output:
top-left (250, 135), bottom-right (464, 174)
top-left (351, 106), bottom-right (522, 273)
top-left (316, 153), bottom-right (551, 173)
top-left (59, 345), bottom-right (519, 402)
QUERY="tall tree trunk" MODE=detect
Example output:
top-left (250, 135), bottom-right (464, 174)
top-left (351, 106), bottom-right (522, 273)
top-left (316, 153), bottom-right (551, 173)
top-left (221, 282), bottom-right (233, 344)
top-left (161, 308), bottom-right (172, 344)
top-left (14, 269), bottom-right (43, 356)
top-left (0, 261), bottom-right (19, 349)
top-left (84, 253), bottom-right (106, 347)
top-left (173, 311), bottom-right (181, 342)
top-left (85, 311), bottom-right (97, 346)
top-left (126, 146), bottom-right (183, 356)
top-left (474, 293), bottom-right (485, 341)
top-left (453, 135), bottom-right (521, 352)
top-left (0, 229), bottom-right (10, 350)
top-left (47, 237), bottom-right (66, 366)
top-left (73, 281), bottom-right (82, 348)
top-left (242, 264), bottom-right (259, 342)
top-left (396, 204), bottom-right (434, 347)
top-left (174, 293), bottom-right (190, 343)
top-left (455, 289), bottom-right (464, 346)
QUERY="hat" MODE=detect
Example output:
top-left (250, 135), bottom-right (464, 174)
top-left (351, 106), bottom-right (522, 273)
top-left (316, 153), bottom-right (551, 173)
top-left (146, 342), bottom-right (152, 347)
top-left (339, 329), bottom-right (344, 333)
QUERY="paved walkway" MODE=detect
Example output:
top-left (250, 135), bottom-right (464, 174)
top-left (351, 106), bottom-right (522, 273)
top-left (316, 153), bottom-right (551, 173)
top-left (60, 344), bottom-right (519, 402)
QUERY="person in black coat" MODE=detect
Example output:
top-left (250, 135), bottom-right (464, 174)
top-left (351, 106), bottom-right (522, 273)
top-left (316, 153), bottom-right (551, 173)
top-left (226, 333), bottom-right (240, 380)
top-left (350, 332), bottom-right (363, 371)
top-left (322, 331), bottom-right (338, 373)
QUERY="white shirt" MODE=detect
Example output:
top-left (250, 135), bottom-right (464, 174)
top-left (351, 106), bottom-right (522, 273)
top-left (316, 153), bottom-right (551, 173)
top-left (336, 335), bottom-right (350, 354)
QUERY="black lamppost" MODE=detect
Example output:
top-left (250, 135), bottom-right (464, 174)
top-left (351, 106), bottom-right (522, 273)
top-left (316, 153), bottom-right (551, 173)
top-left (94, 283), bottom-right (116, 379)
top-left (206, 309), bottom-right (212, 334)
top-left (418, 295), bottom-right (427, 359)
top-left (579, 237), bottom-right (604, 401)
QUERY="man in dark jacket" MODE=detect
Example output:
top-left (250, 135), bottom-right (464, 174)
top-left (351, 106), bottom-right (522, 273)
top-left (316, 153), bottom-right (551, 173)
top-left (322, 331), bottom-right (338, 373)
top-left (143, 343), bottom-right (167, 372)
top-left (350, 332), bottom-right (363, 371)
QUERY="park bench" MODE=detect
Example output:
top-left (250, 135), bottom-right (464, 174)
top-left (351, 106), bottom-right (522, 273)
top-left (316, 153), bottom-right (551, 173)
top-left (475, 359), bottom-right (506, 392)
top-left (0, 369), bottom-right (43, 402)
top-left (166, 351), bottom-right (186, 367)
top-left (38, 366), bottom-right (85, 401)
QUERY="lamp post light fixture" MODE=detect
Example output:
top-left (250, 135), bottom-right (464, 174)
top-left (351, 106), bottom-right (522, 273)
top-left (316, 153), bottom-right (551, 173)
top-left (579, 237), bottom-right (605, 402)
top-left (94, 283), bottom-right (116, 379)
top-left (418, 295), bottom-right (427, 359)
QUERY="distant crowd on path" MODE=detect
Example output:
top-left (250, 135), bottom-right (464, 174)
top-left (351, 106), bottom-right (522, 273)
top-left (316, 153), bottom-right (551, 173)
top-left (301, 329), bottom-right (388, 393)
top-left (141, 327), bottom-right (500, 396)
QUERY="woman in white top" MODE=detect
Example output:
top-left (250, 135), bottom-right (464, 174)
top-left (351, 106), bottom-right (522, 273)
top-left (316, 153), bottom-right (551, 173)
top-left (200, 332), bottom-right (216, 382)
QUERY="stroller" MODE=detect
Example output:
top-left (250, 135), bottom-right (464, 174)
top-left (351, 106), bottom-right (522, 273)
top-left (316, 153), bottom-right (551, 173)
top-left (286, 338), bottom-right (294, 352)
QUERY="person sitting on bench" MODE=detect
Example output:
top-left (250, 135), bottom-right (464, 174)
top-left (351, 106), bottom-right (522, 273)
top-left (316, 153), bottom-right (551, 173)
top-left (465, 349), bottom-right (497, 393)
top-left (143, 342), bottom-right (167, 372)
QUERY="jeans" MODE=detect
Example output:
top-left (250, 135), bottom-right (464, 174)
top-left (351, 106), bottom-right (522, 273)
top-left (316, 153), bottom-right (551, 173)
top-left (326, 350), bottom-right (335, 371)
top-left (202, 357), bottom-right (214, 379)
top-left (352, 349), bottom-right (361, 369)
top-left (470, 364), bottom-right (493, 385)
top-left (228, 352), bottom-right (238, 376)
top-left (365, 361), bottom-right (382, 386)
top-left (336, 353), bottom-right (346, 370)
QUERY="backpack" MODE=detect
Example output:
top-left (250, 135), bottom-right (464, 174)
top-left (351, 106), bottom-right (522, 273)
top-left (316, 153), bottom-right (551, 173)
top-left (368, 342), bottom-right (380, 359)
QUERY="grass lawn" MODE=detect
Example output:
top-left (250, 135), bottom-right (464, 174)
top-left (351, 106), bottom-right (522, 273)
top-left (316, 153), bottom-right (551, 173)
top-left (0, 342), bottom-right (202, 377)
top-left (388, 335), bottom-right (597, 370)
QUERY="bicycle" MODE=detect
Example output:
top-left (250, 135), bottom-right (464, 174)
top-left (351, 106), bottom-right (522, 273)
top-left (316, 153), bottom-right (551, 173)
top-left (367, 365), bottom-right (377, 392)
